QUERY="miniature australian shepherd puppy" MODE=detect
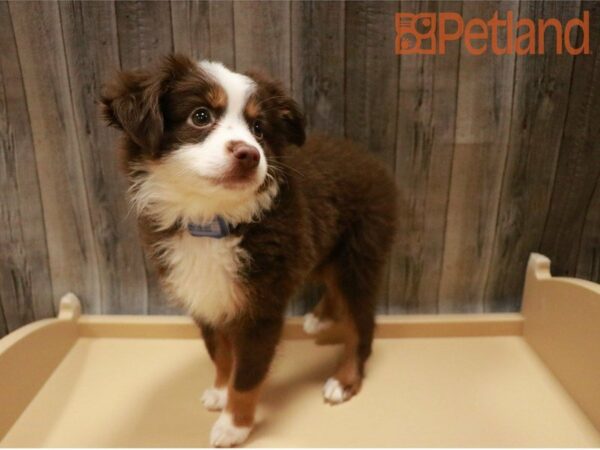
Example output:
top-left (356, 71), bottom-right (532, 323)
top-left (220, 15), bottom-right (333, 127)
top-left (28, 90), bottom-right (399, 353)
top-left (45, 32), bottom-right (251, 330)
top-left (101, 54), bottom-right (397, 447)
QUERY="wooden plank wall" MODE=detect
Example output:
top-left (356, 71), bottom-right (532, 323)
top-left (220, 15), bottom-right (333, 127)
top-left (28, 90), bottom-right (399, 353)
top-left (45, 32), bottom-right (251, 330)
top-left (1, 0), bottom-right (599, 335)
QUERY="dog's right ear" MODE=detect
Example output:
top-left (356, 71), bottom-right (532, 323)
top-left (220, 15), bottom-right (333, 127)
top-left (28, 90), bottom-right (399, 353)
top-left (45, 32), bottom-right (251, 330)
top-left (100, 54), bottom-right (196, 154)
top-left (100, 69), bottom-right (164, 153)
top-left (100, 70), bottom-right (164, 153)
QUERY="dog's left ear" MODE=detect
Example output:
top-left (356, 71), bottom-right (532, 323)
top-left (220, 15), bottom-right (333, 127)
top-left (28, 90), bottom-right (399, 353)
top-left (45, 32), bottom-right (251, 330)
top-left (246, 70), bottom-right (306, 148)
top-left (277, 97), bottom-right (305, 147)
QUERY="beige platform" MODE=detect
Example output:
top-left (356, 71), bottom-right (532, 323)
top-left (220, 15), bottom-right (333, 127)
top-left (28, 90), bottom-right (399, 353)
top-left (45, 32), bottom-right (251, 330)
top-left (1, 253), bottom-right (599, 447)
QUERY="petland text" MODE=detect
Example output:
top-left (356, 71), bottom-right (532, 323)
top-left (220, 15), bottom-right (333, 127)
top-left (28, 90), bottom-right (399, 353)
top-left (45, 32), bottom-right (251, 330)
top-left (396, 11), bottom-right (590, 55)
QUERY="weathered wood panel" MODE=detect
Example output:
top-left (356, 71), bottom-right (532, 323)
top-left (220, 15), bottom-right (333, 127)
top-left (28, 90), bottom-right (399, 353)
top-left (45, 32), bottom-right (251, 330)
top-left (345, 1), bottom-right (399, 166)
top-left (541, 0), bottom-right (600, 277)
top-left (484, 1), bottom-right (580, 312)
top-left (171, 1), bottom-right (211, 60)
top-left (0, 0), bottom-right (54, 331)
top-left (577, 178), bottom-right (600, 282)
top-left (233, 1), bottom-right (291, 88)
top-left (9, 0), bottom-right (102, 313)
top-left (171, 0), bottom-right (235, 66)
top-left (291, 1), bottom-right (345, 135)
top-left (59, 0), bottom-right (150, 314)
top-left (344, 1), bottom-right (400, 312)
top-left (389, 0), bottom-right (461, 314)
top-left (286, 1), bottom-right (346, 314)
top-left (438, 0), bottom-right (518, 312)
top-left (0, 300), bottom-right (6, 336)
top-left (114, 0), bottom-right (176, 314)
top-left (208, 1), bottom-right (235, 67)
top-left (115, 1), bottom-right (174, 70)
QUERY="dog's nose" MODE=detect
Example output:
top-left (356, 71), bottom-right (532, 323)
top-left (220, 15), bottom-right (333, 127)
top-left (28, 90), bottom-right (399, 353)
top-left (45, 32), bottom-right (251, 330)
top-left (230, 143), bottom-right (260, 169)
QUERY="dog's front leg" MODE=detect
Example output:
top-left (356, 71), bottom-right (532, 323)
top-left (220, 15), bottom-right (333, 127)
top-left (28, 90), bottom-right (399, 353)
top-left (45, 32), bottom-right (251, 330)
top-left (199, 322), bottom-right (233, 411)
top-left (210, 317), bottom-right (283, 448)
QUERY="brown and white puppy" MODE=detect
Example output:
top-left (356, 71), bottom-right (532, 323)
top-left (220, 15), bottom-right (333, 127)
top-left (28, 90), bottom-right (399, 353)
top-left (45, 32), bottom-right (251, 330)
top-left (101, 54), bottom-right (397, 447)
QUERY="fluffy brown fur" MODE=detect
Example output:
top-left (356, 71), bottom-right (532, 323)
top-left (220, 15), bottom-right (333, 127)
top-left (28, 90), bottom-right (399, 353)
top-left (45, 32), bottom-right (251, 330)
top-left (101, 54), bottom-right (397, 447)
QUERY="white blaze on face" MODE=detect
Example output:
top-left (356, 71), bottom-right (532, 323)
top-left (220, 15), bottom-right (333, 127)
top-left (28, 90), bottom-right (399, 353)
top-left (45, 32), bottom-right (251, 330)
top-left (168, 61), bottom-right (267, 187)
top-left (130, 61), bottom-right (277, 228)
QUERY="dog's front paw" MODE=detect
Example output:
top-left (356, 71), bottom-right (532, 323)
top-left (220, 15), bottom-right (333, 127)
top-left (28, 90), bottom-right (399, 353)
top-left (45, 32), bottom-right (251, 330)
top-left (201, 387), bottom-right (228, 411)
top-left (303, 313), bottom-right (333, 335)
top-left (322, 377), bottom-right (354, 405)
top-left (210, 412), bottom-right (251, 447)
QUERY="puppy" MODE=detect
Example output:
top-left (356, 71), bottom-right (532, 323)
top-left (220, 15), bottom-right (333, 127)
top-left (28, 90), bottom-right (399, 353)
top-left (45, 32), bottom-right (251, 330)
top-left (101, 54), bottom-right (397, 447)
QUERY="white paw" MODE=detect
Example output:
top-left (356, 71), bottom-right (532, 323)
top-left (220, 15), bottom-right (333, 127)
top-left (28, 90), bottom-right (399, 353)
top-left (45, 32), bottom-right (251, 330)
top-left (303, 313), bottom-right (332, 335)
top-left (210, 412), bottom-right (251, 447)
top-left (322, 377), bottom-right (351, 404)
top-left (201, 387), bottom-right (228, 411)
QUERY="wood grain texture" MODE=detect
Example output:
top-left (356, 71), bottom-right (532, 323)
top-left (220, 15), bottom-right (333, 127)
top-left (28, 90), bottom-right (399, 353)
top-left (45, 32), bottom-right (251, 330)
top-left (0, 0), bottom-right (54, 331)
top-left (9, 0), bottom-right (101, 313)
top-left (345, 1), bottom-right (398, 166)
top-left (171, 1), bottom-right (236, 68)
top-left (389, 0), bottom-right (461, 314)
top-left (0, 298), bottom-right (6, 336)
top-left (541, 1), bottom-right (600, 278)
top-left (484, 1), bottom-right (581, 312)
top-left (208, 0), bottom-right (235, 68)
top-left (115, 0), bottom-right (174, 69)
top-left (286, 1), bottom-right (346, 314)
top-left (114, 0), bottom-right (177, 314)
top-left (233, 1), bottom-right (291, 88)
top-left (438, 0), bottom-right (518, 313)
top-left (577, 177), bottom-right (600, 282)
top-left (345, 1), bottom-right (400, 313)
top-left (171, 0), bottom-right (211, 60)
top-left (59, 0), bottom-right (149, 314)
top-left (291, 1), bottom-right (345, 135)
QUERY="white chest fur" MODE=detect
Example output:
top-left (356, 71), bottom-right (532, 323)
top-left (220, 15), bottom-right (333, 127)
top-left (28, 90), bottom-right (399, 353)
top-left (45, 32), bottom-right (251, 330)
top-left (157, 232), bottom-right (249, 324)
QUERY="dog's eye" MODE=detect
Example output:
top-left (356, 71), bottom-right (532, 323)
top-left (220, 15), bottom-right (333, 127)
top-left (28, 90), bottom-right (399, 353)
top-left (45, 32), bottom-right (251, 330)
top-left (189, 108), bottom-right (213, 127)
top-left (252, 119), bottom-right (264, 139)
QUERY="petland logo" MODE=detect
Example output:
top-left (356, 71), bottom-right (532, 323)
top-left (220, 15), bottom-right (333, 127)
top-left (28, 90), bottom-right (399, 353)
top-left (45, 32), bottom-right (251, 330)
top-left (396, 11), bottom-right (590, 55)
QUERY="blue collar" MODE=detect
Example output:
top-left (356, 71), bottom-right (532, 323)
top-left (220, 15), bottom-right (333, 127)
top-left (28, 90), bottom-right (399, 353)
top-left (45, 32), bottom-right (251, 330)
top-left (187, 216), bottom-right (232, 238)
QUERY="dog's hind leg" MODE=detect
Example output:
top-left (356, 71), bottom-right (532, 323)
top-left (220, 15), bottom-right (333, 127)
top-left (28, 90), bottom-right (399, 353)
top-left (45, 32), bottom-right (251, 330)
top-left (320, 220), bottom-right (392, 404)
top-left (302, 287), bottom-right (341, 336)
top-left (318, 265), bottom-right (369, 404)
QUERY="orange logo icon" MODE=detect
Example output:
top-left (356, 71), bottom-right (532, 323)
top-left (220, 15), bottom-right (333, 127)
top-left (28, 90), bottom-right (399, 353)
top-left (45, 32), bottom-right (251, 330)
top-left (396, 13), bottom-right (438, 54)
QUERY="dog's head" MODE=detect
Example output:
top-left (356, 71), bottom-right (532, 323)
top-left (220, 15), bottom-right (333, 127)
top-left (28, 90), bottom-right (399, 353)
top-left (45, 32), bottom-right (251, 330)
top-left (101, 54), bottom-right (304, 222)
